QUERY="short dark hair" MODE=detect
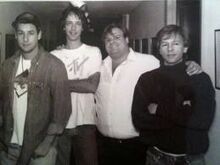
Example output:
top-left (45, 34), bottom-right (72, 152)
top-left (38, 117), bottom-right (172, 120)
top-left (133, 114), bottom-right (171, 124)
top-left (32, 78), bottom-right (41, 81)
top-left (156, 24), bottom-right (189, 49)
top-left (102, 23), bottom-right (129, 42)
top-left (12, 12), bottom-right (41, 33)
top-left (60, 5), bottom-right (87, 31)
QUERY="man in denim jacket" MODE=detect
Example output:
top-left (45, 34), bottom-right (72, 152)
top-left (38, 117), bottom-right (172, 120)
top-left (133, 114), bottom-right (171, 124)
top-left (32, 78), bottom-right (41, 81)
top-left (0, 12), bottom-right (71, 165)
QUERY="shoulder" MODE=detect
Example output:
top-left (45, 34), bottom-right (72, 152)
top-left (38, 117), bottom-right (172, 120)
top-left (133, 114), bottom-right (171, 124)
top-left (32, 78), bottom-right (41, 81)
top-left (132, 51), bottom-right (160, 71)
top-left (103, 56), bottom-right (111, 64)
top-left (140, 68), bottom-right (160, 80)
top-left (136, 52), bottom-right (159, 62)
top-left (50, 49), bottom-right (65, 58)
top-left (136, 69), bottom-right (160, 92)
top-left (82, 44), bottom-right (102, 60)
top-left (1, 53), bottom-right (19, 69)
top-left (83, 44), bottom-right (102, 54)
top-left (42, 51), bottom-right (65, 68)
top-left (191, 72), bottom-right (214, 88)
top-left (133, 51), bottom-right (159, 65)
top-left (83, 44), bottom-right (100, 50)
top-left (188, 72), bottom-right (215, 99)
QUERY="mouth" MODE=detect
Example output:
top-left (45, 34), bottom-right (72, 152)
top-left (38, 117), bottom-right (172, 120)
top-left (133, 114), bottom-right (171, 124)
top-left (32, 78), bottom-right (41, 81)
top-left (22, 44), bottom-right (30, 47)
top-left (69, 31), bottom-right (78, 36)
top-left (167, 54), bottom-right (176, 58)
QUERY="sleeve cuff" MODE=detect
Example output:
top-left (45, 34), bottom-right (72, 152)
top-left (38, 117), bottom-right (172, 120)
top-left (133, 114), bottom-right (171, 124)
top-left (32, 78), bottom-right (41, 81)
top-left (47, 123), bottom-right (64, 135)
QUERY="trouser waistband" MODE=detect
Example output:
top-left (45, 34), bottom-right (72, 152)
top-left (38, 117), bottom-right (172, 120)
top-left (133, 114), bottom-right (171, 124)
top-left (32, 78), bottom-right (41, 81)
top-left (148, 147), bottom-right (204, 163)
top-left (98, 132), bottom-right (139, 144)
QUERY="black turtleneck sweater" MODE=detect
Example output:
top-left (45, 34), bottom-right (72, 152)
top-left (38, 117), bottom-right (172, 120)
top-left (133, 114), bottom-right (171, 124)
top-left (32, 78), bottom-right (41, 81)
top-left (132, 62), bottom-right (215, 155)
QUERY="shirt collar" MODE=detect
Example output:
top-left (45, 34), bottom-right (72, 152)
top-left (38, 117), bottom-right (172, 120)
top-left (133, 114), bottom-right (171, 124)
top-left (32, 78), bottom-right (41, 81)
top-left (126, 48), bottom-right (137, 61)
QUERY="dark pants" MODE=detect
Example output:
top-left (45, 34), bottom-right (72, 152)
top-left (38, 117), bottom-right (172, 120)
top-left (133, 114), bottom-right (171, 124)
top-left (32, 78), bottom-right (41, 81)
top-left (97, 132), bottom-right (147, 165)
top-left (55, 125), bottom-right (98, 165)
top-left (146, 147), bottom-right (206, 165)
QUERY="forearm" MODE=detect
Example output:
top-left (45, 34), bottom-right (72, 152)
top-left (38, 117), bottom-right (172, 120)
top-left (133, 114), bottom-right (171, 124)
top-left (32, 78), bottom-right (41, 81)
top-left (157, 76), bottom-right (215, 130)
top-left (68, 72), bottom-right (100, 93)
top-left (42, 134), bottom-right (56, 145)
top-left (156, 103), bottom-right (193, 126)
top-left (68, 79), bottom-right (98, 93)
top-left (132, 86), bottom-right (171, 131)
top-left (186, 84), bottom-right (215, 130)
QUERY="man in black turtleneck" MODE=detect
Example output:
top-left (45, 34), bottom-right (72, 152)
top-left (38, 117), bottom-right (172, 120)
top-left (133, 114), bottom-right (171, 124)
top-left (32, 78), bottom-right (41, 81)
top-left (132, 25), bottom-right (215, 165)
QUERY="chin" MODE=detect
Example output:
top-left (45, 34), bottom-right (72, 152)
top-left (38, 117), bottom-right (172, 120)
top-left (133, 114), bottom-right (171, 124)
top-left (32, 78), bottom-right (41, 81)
top-left (22, 48), bottom-right (35, 54)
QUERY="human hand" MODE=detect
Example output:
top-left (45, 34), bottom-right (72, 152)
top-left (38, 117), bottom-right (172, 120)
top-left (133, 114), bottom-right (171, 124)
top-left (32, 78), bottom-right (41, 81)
top-left (88, 72), bottom-right (100, 81)
top-left (148, 103), bottom-right (158, 114)
top-left (32, 135), bottom-right (55, 159)
top-left (185, 61), bottom-right (203, 76)
top-left (183, 100), bottom-right (191, 106)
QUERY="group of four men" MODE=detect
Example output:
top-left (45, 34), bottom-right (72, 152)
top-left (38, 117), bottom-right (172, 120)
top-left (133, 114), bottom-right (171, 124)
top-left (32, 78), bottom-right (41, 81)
top-left (0, 4), bottom-right (215, 165)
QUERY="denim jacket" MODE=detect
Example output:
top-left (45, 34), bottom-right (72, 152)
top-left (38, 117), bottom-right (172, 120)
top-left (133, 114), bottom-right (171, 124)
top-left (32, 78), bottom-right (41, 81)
top-left (0, 46), bottom-right (71, 165)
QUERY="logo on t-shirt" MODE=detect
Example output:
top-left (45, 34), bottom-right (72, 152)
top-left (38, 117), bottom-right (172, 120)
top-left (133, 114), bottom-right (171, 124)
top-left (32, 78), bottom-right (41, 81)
top-left (68, 57), bottom-right (90, 74)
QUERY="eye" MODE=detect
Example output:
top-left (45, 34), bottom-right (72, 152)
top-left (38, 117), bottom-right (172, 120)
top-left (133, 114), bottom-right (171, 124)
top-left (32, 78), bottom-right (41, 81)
top-left (115, 36), bottom-right (120, 39)
top-left (65, 21), bottom-right (72, 26)
top-left (76, 21), bottom-right (82, 26)
top-left (17, 31), bottom-right (23, 35)
top-left (161, 43), bottom-right (167, 47)
top-left (105, 38), bottom-right (113, 43)
top-left (174, 42), bottom-right (180, 45)
top-left (29, 31), bottom-right (35, 35)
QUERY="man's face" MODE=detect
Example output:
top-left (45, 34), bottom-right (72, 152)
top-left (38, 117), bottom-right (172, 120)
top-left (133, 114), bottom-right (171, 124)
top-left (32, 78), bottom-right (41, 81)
top-left (64, 12), bottom-right (83, 42)
top-left (104, 27), bottom-right (129, 59)
top-left (15, 23), bottom-right (41, 54)
top-left (159, 34), bottom-right (188, 66)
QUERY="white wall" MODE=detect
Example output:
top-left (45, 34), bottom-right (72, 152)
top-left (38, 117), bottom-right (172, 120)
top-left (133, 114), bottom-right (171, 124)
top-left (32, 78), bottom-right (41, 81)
top-left (201, 0), bottom-right (220, 164)
top-left (129, 0), bottom-right (166, 39)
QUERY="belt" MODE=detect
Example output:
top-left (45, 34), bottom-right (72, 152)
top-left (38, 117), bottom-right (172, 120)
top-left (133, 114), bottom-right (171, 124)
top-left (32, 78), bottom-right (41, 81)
top-left (99, 133), bottom-right (139, 144)
top-left (154, 147), bottom-right (186, 157)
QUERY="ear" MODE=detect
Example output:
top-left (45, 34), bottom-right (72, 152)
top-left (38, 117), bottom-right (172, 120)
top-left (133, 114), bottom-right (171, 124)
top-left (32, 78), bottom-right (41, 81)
top-left (14, 29), bottom-right (18, 39)
top-left (125, 37), bottom-right (129, 44)
top-left (38, 31), bottom-right (42, 40)
top-left (183, 47), bottom-right (188, 53)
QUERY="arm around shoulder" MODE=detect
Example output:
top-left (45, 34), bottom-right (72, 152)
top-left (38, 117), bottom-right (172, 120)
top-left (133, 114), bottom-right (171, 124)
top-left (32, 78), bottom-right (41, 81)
top-left (68, 72), bottom-right (100, 93)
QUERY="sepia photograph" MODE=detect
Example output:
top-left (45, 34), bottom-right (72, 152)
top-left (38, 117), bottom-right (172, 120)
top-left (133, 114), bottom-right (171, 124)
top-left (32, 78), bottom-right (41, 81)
top-left (0, 0), bottom-right (219, 165)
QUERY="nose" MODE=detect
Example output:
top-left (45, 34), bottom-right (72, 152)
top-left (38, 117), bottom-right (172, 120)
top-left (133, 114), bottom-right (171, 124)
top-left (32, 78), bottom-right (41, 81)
top-left (23, 34), bottom-right (28, 42)
top-left (105, 38), bottom-right (114, 45)
top-left (108, 38), bottom-right (114, 44)
top-left (71, 23), bottom-right (76, 30)
top-left (168, 43), bottom-right (173, 52)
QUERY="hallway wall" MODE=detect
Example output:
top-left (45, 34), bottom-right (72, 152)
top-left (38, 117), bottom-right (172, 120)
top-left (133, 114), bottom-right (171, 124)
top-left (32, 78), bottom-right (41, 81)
top-left (201, 0), bottom-right (220, 164)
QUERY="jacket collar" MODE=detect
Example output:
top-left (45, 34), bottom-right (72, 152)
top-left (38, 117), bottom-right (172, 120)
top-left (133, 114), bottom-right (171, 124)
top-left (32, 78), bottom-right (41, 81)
top-left (11, 45), bottom-right (44, 66)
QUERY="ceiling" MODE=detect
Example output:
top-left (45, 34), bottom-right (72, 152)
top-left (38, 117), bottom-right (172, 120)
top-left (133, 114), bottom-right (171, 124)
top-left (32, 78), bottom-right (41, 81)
top-left (24, 1), bottom-right (143, 20)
